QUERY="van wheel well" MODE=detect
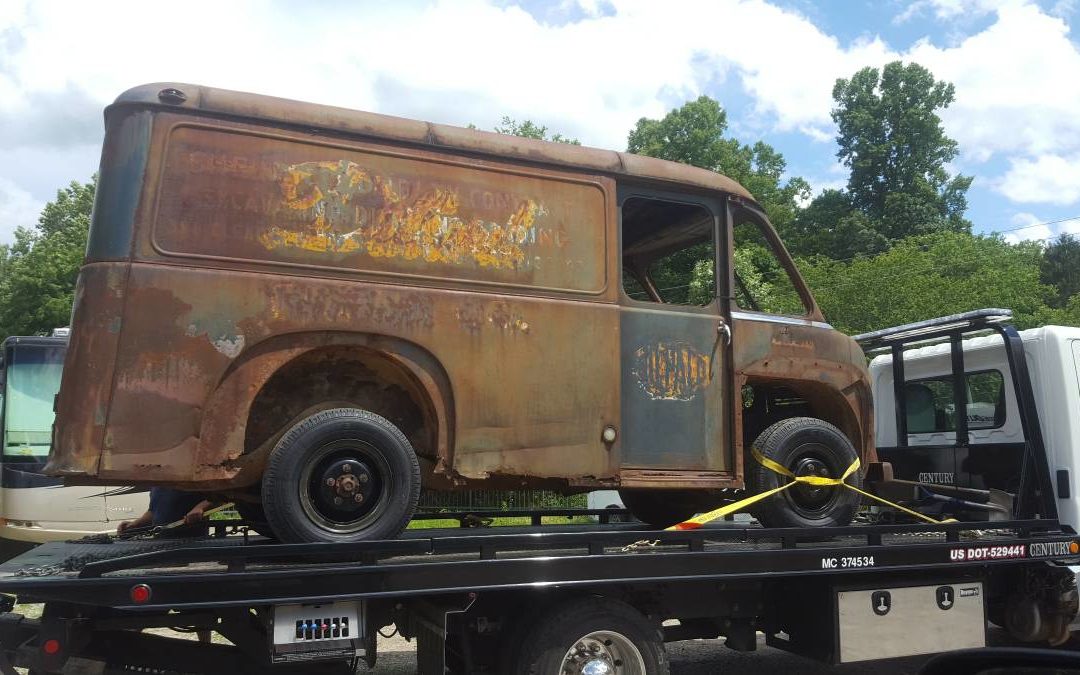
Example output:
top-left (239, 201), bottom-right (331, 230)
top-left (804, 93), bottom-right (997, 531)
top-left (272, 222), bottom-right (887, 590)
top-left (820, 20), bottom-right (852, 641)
top-left (741, 382), bottom-right (862, 457)
top-left (244, 347), bottom-right (433, 462)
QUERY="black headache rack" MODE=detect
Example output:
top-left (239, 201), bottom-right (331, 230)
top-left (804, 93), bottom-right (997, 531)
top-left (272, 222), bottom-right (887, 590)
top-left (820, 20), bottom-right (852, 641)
top-left (1, 517), bottom-right (1079, 612)
top-left (854, 308), bottom-right (1058, 522)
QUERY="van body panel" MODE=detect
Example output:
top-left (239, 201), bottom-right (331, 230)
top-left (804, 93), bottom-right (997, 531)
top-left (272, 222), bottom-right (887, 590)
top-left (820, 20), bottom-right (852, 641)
top-left (50, 83), bottom-right (870, 499)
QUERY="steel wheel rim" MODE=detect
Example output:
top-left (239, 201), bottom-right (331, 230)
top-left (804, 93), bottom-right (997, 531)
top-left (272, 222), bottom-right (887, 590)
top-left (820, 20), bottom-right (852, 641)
top-left (782, 441), bottom-right (843, 519)
top-left (559, 629), bottom-right (647, 675)
top-left (299, 439), bottom-right (393, 534)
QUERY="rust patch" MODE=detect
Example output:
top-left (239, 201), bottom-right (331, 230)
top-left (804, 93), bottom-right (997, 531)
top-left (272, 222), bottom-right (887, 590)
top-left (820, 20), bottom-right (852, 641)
top-left (632, 341), bottom-right (710, 401)
top-left (259, 159), bottom-right (562, 270)
top-left (456, 300), bottom-right (530, 336)
top-left (267, 285), bottom-right (434, 333)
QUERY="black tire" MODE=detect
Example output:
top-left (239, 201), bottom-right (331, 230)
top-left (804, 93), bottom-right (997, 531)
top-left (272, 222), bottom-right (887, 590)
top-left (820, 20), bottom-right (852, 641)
top-left (509, 597), bottom-right (669, 675)
top-left (262, 408), bottom-right (420, 543)
top-left (618, 489), bottom-right (699, 528)
top-left (748, 417), bottom-right (862, 529)
top-left (234, 501), bottom-right (276, 540)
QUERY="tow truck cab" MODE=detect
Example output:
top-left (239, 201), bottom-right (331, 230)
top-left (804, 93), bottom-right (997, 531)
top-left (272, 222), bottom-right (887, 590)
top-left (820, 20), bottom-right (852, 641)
top-left (869, 323), bottom-right (1080, 528)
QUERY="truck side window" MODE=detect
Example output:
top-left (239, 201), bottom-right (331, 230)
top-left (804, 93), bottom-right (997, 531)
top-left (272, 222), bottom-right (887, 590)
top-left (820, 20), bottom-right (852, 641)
top-left (732, 211), bottom-right (808, 316)
top-left (621, 197), bottom-right (715, 306)
top-left (905, 370), bottom-right (1006, 433)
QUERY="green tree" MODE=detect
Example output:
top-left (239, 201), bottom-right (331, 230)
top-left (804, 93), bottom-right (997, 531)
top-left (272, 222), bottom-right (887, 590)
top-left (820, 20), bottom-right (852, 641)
top-left (831, 61), bottom-right (972, 240)
top-left (800, 231), bottom-right (1055, 334)
top-left (1040, 233), bottom-right (1080, 308)
top-left (783, 189), bottom-right (887, 259)
top-left (492, 116), bottom-right (580, 145)
top-left (626, 96), bottom-right (809, 232)
top-left (0, 178), bottom-right (95, 338)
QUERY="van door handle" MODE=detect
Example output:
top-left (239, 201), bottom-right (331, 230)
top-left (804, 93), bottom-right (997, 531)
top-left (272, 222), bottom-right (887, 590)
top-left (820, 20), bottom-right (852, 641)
top-left (718, 320), bottom-right (731, 346)
top-left (709, 320), bottom-right (730, 381)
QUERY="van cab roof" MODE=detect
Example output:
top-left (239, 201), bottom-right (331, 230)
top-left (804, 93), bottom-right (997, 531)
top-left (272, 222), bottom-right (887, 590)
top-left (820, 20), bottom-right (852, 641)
top-left (112, 83), bottom-right (757, 204)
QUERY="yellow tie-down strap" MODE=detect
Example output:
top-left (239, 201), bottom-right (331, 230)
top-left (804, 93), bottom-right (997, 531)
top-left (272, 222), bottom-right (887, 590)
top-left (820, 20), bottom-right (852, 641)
top-left (667, 448), bottom-right (953, 530)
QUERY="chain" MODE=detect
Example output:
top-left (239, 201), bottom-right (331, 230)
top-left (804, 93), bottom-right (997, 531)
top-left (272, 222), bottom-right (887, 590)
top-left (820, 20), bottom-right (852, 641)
top-left (13, 553), bottom-right (102, 578)
top-left (621, 539), bottom-right (660, 552)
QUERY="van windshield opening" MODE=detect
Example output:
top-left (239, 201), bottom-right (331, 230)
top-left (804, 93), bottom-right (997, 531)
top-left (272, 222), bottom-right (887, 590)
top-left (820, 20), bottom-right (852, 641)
top-left (2, 344), bottom-right (65, 461)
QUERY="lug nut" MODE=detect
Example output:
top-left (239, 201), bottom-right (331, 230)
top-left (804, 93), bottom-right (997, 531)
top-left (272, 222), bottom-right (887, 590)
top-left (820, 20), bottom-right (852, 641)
top-left (334, 497), bottom-right (343, 505)
top-left (326, 478), bottom-right (336, 486)
top-left (354, 494), bottom-right (364, 503)
top-left (342, 465), bottom-right (352, 473)
top-left (359, 474), bottom-right (369, 483)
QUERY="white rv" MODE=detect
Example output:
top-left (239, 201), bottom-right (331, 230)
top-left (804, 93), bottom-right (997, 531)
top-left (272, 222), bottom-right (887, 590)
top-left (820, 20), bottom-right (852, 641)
top-left (0, 334), bottom-right (148, 558)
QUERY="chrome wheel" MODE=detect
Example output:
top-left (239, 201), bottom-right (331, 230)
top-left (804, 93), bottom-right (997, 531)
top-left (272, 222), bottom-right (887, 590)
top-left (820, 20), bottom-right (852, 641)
top-left (559, 630), bottom-right (647, 675)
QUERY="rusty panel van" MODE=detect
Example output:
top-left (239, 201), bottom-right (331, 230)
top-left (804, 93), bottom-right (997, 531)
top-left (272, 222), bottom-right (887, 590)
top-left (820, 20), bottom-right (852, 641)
top-left (47, 84), bottom-right (873, 542)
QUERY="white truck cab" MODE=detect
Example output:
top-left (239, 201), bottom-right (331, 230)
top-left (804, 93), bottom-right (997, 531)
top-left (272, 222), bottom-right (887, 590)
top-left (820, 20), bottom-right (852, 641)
top-left (869, 325), bottom-right (1080, 529)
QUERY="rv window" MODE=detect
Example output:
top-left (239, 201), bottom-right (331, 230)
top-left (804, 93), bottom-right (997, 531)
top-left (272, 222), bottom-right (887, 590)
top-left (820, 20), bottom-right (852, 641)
top-left (905, 370), bottom-right (1005, 433)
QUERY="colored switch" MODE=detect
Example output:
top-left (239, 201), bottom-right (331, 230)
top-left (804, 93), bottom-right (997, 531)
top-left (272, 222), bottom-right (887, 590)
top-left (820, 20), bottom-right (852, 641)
top-left (295, 620), bottom-right (304, 639)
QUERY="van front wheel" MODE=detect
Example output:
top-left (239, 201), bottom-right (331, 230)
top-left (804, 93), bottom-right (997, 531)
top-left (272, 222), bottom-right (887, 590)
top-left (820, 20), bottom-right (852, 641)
top-left (262, 408), bottom-right (420, 543)
top-left (748, 417), bottom-right (862, 529)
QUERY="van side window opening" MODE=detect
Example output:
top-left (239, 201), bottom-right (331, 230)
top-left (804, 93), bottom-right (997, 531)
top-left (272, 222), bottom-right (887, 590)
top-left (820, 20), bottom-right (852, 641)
top-left (621, 197), bottom-right (715, 306)
top-left (904, 370), bottom-right (1006, 434)
top-left (732, 211), bottom-right (808, 316)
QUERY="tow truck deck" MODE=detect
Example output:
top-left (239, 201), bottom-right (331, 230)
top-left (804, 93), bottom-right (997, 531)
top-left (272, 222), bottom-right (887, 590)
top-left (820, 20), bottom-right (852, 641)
top-left (0, 513), bottom-right (1077, 673)
top-left (0, 310), bottom-right (1077, 674)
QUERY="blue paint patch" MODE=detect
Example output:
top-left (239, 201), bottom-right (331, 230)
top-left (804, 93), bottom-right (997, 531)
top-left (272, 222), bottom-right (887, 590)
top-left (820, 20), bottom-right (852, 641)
top-left (86, 110), bottom-right (151, 261)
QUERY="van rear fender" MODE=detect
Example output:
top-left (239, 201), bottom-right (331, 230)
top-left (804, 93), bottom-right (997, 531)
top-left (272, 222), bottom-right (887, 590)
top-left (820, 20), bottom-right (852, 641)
top-left (193, 332), bottom-right (454, 488)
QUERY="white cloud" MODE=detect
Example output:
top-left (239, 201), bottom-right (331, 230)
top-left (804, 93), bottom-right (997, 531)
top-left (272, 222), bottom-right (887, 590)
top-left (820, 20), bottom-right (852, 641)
top-left (895, 0), bottom-right (1018, 23)
top-left (1002, 212), bottom-right (1053, 242)
top-left (2, 0), bottom-right (1080, 243)
top-left (998, 154), bottom-right (1080, 204)
top-left (1000, 211), bottom-right (1080, 243)
top-left (0, 177), bottom-right (42, 243)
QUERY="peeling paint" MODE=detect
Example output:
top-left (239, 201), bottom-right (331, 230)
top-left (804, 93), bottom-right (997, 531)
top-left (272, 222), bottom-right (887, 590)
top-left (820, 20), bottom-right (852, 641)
top-left (185, 321), bottom-right (245, 359)
top-left (259, 160), bottom-right (562, 270)
top-left (212, 334), bottom-right (246, 358)
top-left (632, 341), bottom-right (710, 401)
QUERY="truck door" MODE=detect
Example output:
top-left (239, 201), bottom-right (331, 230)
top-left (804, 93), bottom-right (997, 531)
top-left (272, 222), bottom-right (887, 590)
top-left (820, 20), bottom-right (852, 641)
top-left (617, 190), bottom-right (730, 472)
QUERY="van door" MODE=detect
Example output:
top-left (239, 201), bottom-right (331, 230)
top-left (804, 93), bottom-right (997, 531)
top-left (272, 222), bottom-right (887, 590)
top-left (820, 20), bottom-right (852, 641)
top-left (617, 191), bottom-right (730, 473)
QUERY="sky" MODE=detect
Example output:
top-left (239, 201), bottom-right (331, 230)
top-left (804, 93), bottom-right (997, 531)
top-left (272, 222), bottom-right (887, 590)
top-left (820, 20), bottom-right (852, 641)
top-left (2, 0), bottom-right (1080, 246)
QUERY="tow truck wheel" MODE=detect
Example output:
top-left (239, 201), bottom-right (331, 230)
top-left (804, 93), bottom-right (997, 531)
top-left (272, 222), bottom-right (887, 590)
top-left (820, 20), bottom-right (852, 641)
top-left (617, 490), bottom-right (699, 528)
top-left (262, 408), bottom-right (420, 543)
top-left (510, 597), bottom-right (669, 675)
top-left (748, 417), bottom-right (862, 529)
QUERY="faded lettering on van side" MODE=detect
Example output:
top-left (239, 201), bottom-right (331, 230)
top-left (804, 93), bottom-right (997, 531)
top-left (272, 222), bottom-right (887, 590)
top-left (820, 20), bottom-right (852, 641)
top-left (260, 160), bottom-right (553, 270)
top-left (633, 342), bottom-right (710, 401)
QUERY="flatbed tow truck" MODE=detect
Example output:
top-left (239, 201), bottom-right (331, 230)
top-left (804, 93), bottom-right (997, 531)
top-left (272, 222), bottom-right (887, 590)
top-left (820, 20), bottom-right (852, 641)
top-left (0, 311), bottom-right (1078, 674)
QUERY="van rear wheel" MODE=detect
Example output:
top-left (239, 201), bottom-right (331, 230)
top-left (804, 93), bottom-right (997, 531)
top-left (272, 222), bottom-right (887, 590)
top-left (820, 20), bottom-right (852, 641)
top-left (261, 408), bottom-right (420, 543)
top-left (748, 417), bottom-right (862, 529)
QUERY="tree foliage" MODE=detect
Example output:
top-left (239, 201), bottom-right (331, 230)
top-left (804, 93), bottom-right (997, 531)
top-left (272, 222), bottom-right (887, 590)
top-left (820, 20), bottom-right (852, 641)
top-left (492, 116), bottom-right (580, 145)
top-left (1040, 233), bottom-right (1080, 309)
top-left (798, 232), bottom-right (1056, 334)
top-left (0, 178), bottom-right (95, 338)
top-left (626, 96), bottom-right (809, 232)
top-left (831, 61), bottom-right (972, 240)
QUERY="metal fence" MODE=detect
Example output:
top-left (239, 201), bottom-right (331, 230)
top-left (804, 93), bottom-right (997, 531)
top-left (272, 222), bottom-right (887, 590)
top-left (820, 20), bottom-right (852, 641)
top-left (417, 489), bottom-right (587, 512)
